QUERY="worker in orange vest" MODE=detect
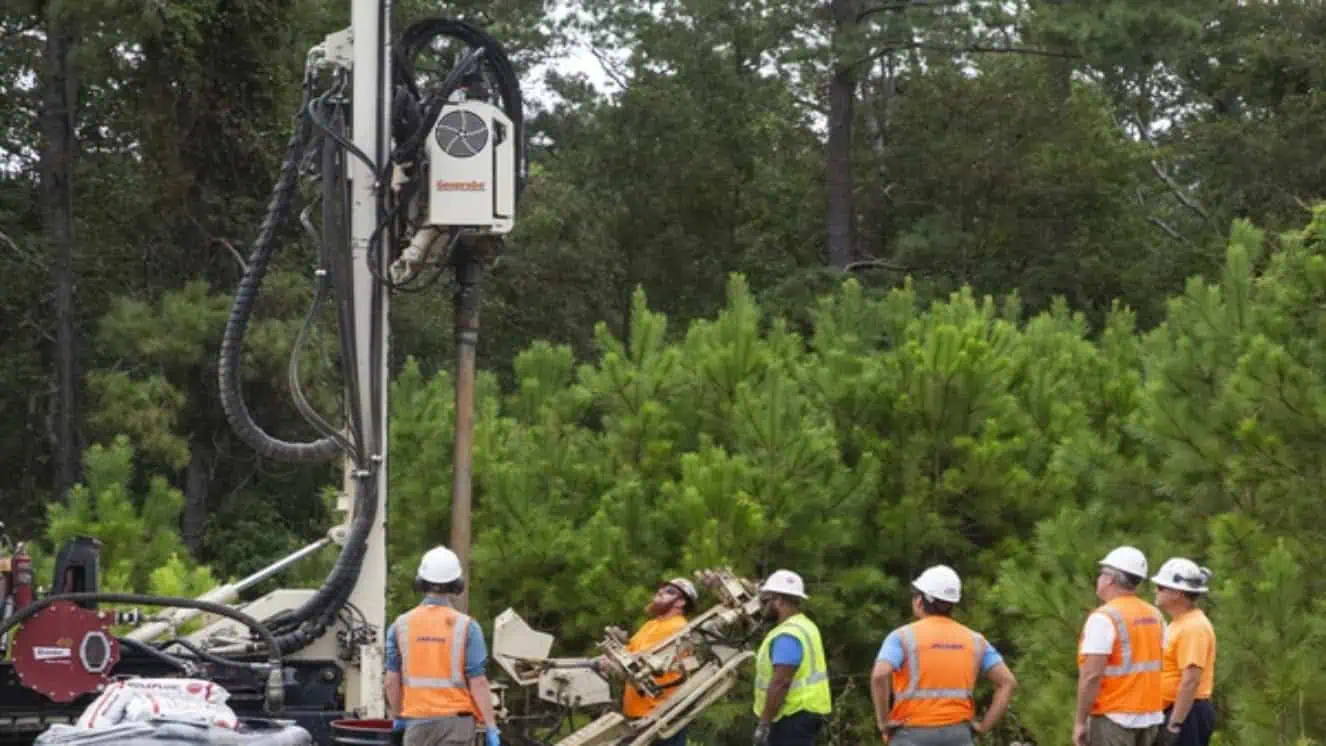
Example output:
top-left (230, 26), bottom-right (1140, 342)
top-left (1151, 558), bottom-right (1217, 746)
top-left (384, 546), bottom-right (501, 746)
top-left (1073, 546), bottom-right (1166, 746)
top-left (594, 577), bottom-right (699, 746)
top-left (870, 565), bottom-right (1018, 746)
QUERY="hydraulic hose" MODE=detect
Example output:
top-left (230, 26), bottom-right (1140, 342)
top-left (217, 85), bottom-right (344, 465)
top-left (119, 637), bottom-right (194, 674)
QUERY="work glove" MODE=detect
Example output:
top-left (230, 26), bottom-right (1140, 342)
top-left (392, 719), bottom-right (407, 732)
top-left (752, 721), bottom-right (771, 746)
top-left (485, 726), bottom-right (502, 746)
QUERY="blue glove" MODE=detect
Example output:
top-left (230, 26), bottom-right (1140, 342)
top-left (485, 726), bottom-right (501, 746)
top-left (393, 719), bottom-right (408, 732)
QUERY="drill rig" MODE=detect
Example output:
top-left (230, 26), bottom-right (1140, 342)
top-left (1, 0), bottom-right (521, 742)
top-left (0, 1), bottom-right (773, 744)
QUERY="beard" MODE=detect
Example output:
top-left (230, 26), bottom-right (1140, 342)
top-left (645, 599), bottom-right (671, 617)
top-left (760, 604), bottom-right (779, 623)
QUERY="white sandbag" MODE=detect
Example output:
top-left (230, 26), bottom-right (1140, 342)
top-left (122, 692), bottom-right (240, 730)
top-left (74, 685), bottom-right (136, 729)
top-left (36, 719), bottom-right (313, 745)
top-left (116, 678), bottom-right (231, 705)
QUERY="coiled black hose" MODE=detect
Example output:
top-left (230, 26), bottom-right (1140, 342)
top-left (217, 83), bottom-right (344, 465)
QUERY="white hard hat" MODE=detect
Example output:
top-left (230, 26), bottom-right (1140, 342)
top-left (417, 545), bottom-right (463, 584)
top-left (1099, 545), bottom-right (1148, 579)
top-left (1151, 557), bottom-right (1211, 593)
top-left (759, 569), bottom-right (808, 600)
top-left (662, 577), bottom-right (699, 603)
top-left (912, 565), bottom-right (962, 604)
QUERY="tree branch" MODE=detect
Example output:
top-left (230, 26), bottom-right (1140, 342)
top-left (844, 257), bottom-right (914, 273)
top-left (587, 44), bottom-right (630, 92)
top-left (857, 0), bottom-right (968, 23)
top-left (1121, 111), bottom-right (1221, 235)
top-left (847, 41), bottom-right (1079, 70)
top-left (187, 213), bottom-right (248, 273)
top-left (1149, 216), bottom-right (1193, 246)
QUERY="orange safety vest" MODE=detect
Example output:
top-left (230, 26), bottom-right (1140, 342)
top-left (889, 617), bottom-right (987, 728)
top-left (397, 604), bottom-right (480, 719)
top-left (1077, 595), bottom-right (1164, 716)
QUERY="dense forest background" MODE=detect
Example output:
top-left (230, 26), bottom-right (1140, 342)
top-left (4, 0), bottom-right (1326, 744)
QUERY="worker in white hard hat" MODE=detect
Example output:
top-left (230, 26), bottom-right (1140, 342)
top-left (593, 576), bottom-right (700, 746)
top-left (384, 546), bottom-right (501, 746)
top-left (1151, 558), bottom-right (1216, 746)
top-left (1073, 546), bottom-right (1166, 746)
top-left (870, 565), bottom-right (1018, 745)
top-left (750, 569), bottom-right (832, 746)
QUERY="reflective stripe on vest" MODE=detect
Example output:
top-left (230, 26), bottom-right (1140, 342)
top-left (1098, 606), bottom-right (1162, 677)
top-left (894, 626), bottom-right (985, 701)
top-left (398, 608), bottom-right (470, 689)
top-left (1079, 596), bottom-right (1165, 716)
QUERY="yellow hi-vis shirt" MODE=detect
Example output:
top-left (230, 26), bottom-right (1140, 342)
top-left (753, 613), bottom-right (832, 721)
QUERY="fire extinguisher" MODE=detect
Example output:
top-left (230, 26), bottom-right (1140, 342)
top-left (0, 533), bottom-right (12, 655)
top-left (11, 542), bottom-right (32, 612)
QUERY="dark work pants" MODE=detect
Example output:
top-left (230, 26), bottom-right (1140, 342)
top-left (1164, 701), bottom-right (1216, 746)
top-left (655, 727), bottom-right (688, 746)
top-left (770, 712), bottom-right (826, 746)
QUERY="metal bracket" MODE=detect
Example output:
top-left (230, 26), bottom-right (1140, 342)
top-left (309, 27), bottom-right (354, 70)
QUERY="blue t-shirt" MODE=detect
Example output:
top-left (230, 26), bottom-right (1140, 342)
top-left (770, 634), bottom-right (804, 667)
top-left (385, 597), bottom-right (488, 729)
top-left (876, 627), bottom-right (1003, 673)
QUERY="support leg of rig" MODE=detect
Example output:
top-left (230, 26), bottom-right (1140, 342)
top-left (449, 237), bottom-right (489, 614)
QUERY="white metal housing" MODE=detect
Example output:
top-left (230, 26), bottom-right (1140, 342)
top-left (426, 100), bottom-right (517, 233)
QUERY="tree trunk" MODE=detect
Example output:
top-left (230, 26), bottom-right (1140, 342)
top-left (858, 62), bottom-right (897, 261)
top-left (40, 2), bottom-right (80, 498)
top-left (826, 0), bottom-right (860, 270)
top-left (182, 442), bottom-right (213, 556)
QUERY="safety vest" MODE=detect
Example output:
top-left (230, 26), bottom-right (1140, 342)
top-left (397, 604), bottom-right (480, 719)
top-left (888, 617), bottom-right (987, 727)
top-left (1077, 595), bottom-right (1164, 715)
top-left (753, 613), bottom-right (832, 720)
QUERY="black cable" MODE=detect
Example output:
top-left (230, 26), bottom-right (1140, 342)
top-left (157, 637), bottom-right (268, 672)
top-left (119, 637), bottom-right (194, 674)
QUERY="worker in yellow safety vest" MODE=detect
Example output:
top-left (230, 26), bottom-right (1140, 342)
top-left (870, 565), bottom-right (1018, 745)
top-left (384, 546), bottom-right (501, 746)
top-left (593, 577), bottom-right (700, 746)
top-left (1074, 546), bottom-right (1166, 746)
top-left (1151, 558), bottom-right (1217, 746)
top-left (750, 570), bottom-right (832, 746)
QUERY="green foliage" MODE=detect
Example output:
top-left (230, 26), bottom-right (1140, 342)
top-left (40, 436), bottom-right (220, 598)
top-left (373, 207), bottom-right (1326, 745)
